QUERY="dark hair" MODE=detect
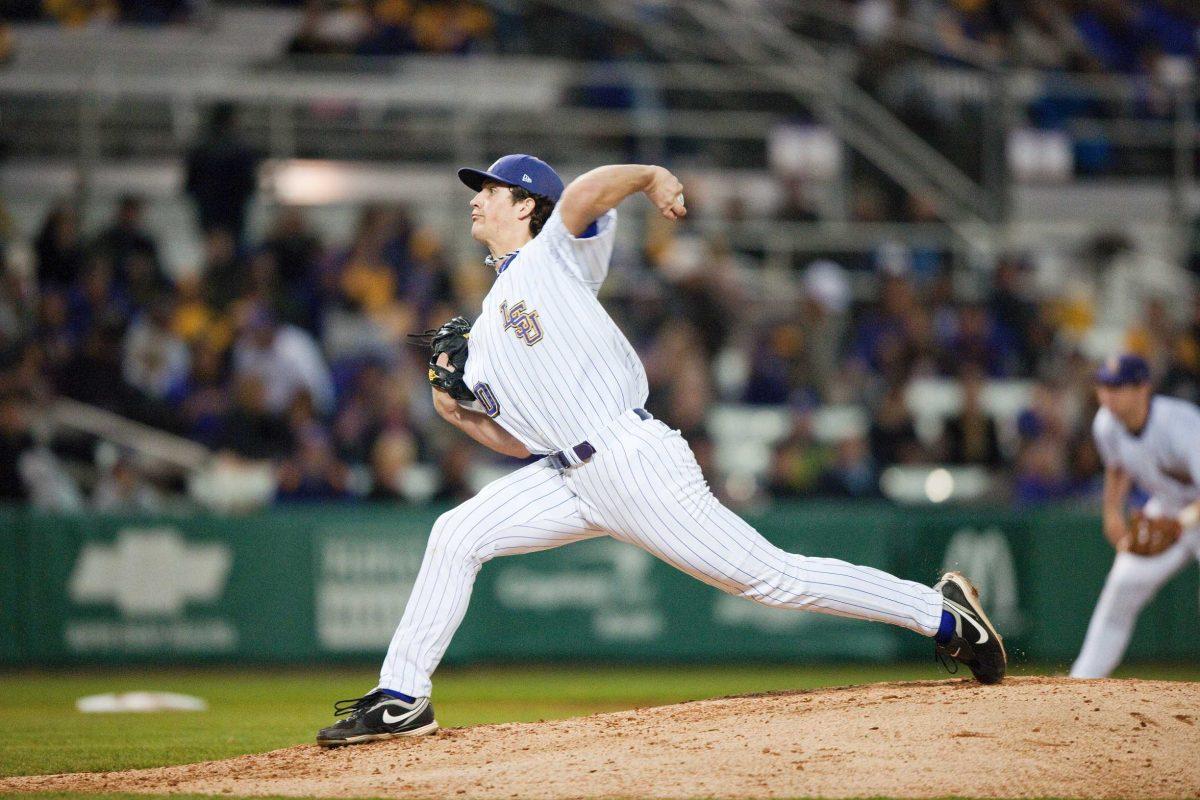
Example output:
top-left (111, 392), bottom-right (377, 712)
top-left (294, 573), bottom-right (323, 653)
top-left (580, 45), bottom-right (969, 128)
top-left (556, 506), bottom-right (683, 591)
top-left (508, 186), bottom-right (555, 237)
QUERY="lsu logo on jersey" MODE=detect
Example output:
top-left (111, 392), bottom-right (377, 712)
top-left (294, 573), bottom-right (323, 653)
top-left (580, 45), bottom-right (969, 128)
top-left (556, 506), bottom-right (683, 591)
top-left (500, 300), bottom-right (544, 346)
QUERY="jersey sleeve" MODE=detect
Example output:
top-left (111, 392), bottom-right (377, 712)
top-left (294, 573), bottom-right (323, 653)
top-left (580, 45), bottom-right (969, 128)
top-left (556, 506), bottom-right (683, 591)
top-left (534, 206), bottom-right (618, 289)
top-left (1166, 401), bottom-right (1200, 487)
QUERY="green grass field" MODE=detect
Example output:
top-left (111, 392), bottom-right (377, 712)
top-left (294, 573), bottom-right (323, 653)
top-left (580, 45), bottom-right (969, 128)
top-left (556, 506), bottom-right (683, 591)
top-left (2, 662), bottom-right (1197, 798)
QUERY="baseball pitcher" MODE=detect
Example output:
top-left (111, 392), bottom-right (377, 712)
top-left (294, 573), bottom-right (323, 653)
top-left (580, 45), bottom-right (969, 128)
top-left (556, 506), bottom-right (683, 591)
top-left (317, 155), bottom-right (1007, 746)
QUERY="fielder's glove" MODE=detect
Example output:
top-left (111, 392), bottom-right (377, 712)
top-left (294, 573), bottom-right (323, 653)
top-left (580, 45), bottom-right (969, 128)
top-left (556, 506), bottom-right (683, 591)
top-left (1125, 510), bottom-right (1182, 557)
top-left (407, 316), bottom-right (476, 402)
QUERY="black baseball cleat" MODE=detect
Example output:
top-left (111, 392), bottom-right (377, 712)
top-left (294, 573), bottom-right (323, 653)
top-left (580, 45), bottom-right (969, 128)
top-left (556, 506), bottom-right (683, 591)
top-left (934, 571), bottom-right (1007, 685)
top-left (316, 691), bottom-right (438, 747)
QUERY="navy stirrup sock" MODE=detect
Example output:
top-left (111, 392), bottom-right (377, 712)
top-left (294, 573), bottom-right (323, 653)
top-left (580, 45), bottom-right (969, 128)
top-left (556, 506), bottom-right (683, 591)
top-left (381, 689), bottom-right (418, 704)
top-left (935, 608), bottom-right (956, 644)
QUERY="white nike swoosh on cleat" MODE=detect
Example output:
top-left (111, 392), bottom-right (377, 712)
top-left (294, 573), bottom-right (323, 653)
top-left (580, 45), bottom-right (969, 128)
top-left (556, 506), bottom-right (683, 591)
top-left (381, 706), bottom-right (418, 725)
top-left (944, 598), bottom-right (989, 645)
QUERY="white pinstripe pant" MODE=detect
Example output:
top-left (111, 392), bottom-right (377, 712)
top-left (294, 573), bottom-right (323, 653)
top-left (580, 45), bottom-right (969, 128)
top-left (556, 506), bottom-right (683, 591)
top-left (381, 410), bottom-right (945, 696)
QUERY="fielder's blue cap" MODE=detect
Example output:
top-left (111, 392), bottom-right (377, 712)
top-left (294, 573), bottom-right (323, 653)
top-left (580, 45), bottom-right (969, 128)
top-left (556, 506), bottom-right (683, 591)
top-left (1095, 354), bottom-right (1151, 386)
top-left (458, 154), bottom-right (564, 203)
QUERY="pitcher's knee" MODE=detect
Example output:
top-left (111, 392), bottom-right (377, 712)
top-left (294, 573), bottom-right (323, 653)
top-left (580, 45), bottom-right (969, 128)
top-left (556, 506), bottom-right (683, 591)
top-left (721, 551), bottom-right (810, 608)
top-left (426, 511), bottom-right (487, 565)
top-left (732, 574), bottom-right (806, 608)
top-left (736, 584), bottom-right (779, 606)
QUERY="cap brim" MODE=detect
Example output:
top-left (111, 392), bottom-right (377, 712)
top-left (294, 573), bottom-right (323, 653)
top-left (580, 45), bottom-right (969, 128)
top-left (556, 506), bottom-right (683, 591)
top-left (458, 167), bottom-right (511, 192)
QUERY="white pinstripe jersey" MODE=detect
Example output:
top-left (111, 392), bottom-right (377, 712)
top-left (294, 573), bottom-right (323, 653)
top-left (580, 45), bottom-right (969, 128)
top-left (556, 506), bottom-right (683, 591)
top-left (462, 206), bottom-right (649, 455)
top-left (1093, 395), bottom-right (1200, 515)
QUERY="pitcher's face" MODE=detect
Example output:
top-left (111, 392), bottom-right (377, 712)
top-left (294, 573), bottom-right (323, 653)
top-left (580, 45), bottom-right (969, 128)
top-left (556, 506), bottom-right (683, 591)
top-left (469, 181), bottom-right (533, 245)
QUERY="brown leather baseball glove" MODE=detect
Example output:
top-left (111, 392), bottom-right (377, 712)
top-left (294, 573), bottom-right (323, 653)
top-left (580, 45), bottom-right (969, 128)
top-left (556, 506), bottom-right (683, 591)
top-left (1126, 510), bottom-right (1182, 557)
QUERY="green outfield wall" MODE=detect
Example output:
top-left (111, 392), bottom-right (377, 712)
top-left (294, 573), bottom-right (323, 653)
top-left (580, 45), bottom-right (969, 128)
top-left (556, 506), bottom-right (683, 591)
top-left (1, 503), bottom-right (1196, 666)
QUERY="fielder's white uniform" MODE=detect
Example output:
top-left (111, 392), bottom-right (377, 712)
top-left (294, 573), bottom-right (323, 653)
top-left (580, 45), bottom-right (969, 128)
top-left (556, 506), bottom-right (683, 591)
top-left (379, 206), bottom-right (945, 697)
top-left (1071, 396), bottom-right (1200, 678)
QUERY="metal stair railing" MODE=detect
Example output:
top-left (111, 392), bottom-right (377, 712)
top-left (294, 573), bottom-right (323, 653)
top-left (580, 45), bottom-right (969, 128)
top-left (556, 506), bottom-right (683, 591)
top-left (41, 397), bottom-right (212, 473)
top-left (722, 0), bottom-right (996, 218)
top-left (784, 0), bottom-right (1001, 70)
top-left (686, 0), bottom-right (997, 226)
top-left (530, 0), bottom-right (997, 233)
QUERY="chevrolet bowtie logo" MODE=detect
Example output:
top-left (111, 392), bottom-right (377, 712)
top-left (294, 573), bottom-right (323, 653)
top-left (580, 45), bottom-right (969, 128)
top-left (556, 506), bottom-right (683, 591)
top-left (69, 529), bottom-right (232, 617)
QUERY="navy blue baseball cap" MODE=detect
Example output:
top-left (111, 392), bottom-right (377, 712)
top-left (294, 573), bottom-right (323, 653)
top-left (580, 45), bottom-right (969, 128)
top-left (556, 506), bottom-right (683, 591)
top-left (1095, 354), bottom-right (1150, 386)
top-left (457, 154), bottom-right (564, 202)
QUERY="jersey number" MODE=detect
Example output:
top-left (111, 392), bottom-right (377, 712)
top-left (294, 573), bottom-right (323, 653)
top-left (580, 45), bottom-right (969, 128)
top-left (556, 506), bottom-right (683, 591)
top-left (474, 382), bottom-right (501, 418)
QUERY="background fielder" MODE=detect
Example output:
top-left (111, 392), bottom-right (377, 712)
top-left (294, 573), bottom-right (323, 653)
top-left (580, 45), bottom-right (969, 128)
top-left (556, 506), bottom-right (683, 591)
top-left (1071, 355), bottom-right (1200, 679)
top-left (317, 154), bottom-right (1007, 746)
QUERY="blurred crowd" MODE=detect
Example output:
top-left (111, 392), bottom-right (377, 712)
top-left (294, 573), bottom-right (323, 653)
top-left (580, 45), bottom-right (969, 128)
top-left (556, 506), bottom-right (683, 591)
top-left (2, 158), bottom-right (1199, 512)
top-left (7, 0), bottom-right (1197, 70)
top-left (623, 206), bottom-right (1200, 509)
top-left (849, 0), bottom-right (1199, 75)
top-left (2, 0), bottom-right (1200, 512)
top-left (3, 0), bottom-right (200, 26)
top-left (276, 0), bottom-right (1200, 69)
top-left (0, 0), bottom-right (624, 60)
top-left (3, 1), bottom-right (1197, 185)
top-left (284, 0), bottom-right (496, 58)
top-left (0, 190), bottom-right (468, 510)
top-left (847, 0), bottom-right (1200, 181)
top-left (279, 0), bottom-right (645, 60)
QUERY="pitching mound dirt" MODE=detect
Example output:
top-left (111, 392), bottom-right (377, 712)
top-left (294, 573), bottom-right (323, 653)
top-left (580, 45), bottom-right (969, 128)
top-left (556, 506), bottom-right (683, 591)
top-left (3, 676), bottom-right (1198, 799)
